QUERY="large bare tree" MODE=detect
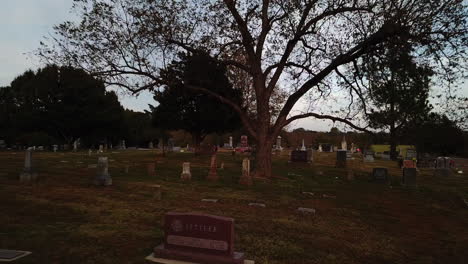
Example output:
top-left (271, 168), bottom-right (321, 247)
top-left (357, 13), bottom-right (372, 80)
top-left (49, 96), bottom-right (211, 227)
top-left (39, 0), bottom-right (468, 178)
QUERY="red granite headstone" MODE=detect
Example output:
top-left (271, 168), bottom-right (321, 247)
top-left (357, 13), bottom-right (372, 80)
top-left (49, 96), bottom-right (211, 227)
top-left (154, 212), bottom-right (245, 264)
top-left (403, 160), bottom-right (416, 168)
top-left (240, 135), bottom-right (248, 148)
top-left (207, 155), bottom-right (219, 181)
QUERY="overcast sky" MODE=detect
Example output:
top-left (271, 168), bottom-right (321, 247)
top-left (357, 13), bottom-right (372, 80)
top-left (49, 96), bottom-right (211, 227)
top-left (3, 1), bottom-right (465, 133)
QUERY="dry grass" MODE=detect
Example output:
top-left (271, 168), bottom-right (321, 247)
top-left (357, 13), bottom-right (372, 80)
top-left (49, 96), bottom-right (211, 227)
top-left (0, 150), bottom-right (467, 264)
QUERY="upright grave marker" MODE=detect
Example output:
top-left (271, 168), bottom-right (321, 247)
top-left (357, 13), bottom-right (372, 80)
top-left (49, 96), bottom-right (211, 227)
top-left (300, 139), bottom-right (306, 151)
top-left (434, 157), bottom-right (453, 176)
top-left (402, 168), bottom-right (417, 187)
top-left (336, 150), bottom-right (347, 168)
top-left (19, 149), bottom-right (38, 182)
top-left (403, 160), bottom-right (416, 168)
top-left (290, 150), bottom-right (308, 163)
top-left (341, 136), bottom-right (347, 150)
top-left (372, 168), bottom-right (388, 184)
top-left (239, 158), bottom-right (252, 186)
top-left (207, 154), bottom-right (219, 181)
top-left (364, 151), bottom-right (375, 162)
top-left (276, 136), bottom-right (282, 150)
top-left (181, 162), bottom-right (192, 180)
top-left (93, 157), bottom-right (112, 186)
top-left (153, 212), bottom-right (245, 264)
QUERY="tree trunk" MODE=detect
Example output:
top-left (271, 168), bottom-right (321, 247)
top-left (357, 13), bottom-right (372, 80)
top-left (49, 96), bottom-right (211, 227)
top-left (253, 133), bottom-right (274, 179)
top-left (389, 126), bottom-right (398, 160)
top-left (192, 132), bottom-right (205, 155)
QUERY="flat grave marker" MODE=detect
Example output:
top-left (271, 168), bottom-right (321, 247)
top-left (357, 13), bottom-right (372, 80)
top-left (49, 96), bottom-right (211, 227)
top-left (0, 249), bottom-right (31, 262)
top-left (297, 207), bottom-right (316, 215)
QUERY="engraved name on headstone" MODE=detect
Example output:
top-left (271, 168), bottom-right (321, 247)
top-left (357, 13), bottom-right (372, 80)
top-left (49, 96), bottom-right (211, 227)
top-left (154, 212), bottom-right (245, 264)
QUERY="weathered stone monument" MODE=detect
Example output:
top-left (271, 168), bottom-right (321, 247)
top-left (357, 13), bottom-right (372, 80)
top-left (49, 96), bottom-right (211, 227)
top-left (372, 168), bottom-right (388, 183)
top-left (434, 157), bottom-right (453, 176)
top-left (93, 157), bottom-right (112, 186)
top-left (364, 151), bottom-right (375, 162)
top-left (336, 150), bottom-right (347, 168)
top-left (73, 139), bottom-right (78, 152)
top-left (151, 212), bottom-right (246, 264)
top-left (341, 136), bottom-right (347, 150)
top-left (149, 141), bottom-right (154, 149)
top-left (98, 145), bottom-right (104, 153)
top-left (307, 148), bottom-right (313, 162)
top-left (53, 145), bottom-right (58, 153)
top-left (240, 135), bottom-right (248, 148)
top-left (402, 168), bottom-right (417, 187)
top-left (181, 162), bottom-right (192, 180)
top-left (318, 144), bottom-right (323, 152)
top-left (19, 149), bottom-right (38, 182)
top-left (239, 158), bottom-right (252, 186)
top-left (403, 159), bottom-right (416, 168)
top-left (290, 150), bottom-right (308, 163)
top-left (300, 139), bottom-right (306, 151)
top-left (207, 154), bottom-right (219, 181)
top-left (229, 136), bottom-right (233, 148)
top-left (276, 136), bottom-right (282, 150)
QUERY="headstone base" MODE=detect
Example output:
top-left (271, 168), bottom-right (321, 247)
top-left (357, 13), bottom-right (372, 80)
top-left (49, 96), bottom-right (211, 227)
top-left (207, 172), bottom-right (219, 181)
top-left (239, 176), bottom-right (252, 186)
top-left (146, 253), bottom-right (255, 264)
top-left (19, 172), bottom-right (38, 182)
top-left (181, 173), bottom-right (192, 180)
top-left (93, 176), bottom-right (112, 186)
top-left (434, 168), bottom-right (452, 177)
top-left (153, 244), bottom-right (245, 264)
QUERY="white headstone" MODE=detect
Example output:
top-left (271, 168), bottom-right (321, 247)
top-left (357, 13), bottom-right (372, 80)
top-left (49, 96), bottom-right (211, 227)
top-left (229, 136), bottom-right (233, 148)
top-left (181, 162), bottom-right (191, 180)
top-left (301, 139), bottom-right (306, 151)
top-left (318, 144), bottom-right (322, 152)
top-left (341, 136), bottom-right (347, 150)
top-left (239, 158), bottom-right (252, 186)
top-left (19, 150), bottom-right (37, 182)
top-left (94, 157), bottom-right (112, 185)
top-left (276, 136), bottom-right (282, 150)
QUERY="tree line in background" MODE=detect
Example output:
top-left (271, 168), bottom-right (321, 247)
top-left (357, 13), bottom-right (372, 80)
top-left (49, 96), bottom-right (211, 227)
top-left (0, 65), bottom-right (157, 148)
top-left (0, 64), bottom-right (466, 157)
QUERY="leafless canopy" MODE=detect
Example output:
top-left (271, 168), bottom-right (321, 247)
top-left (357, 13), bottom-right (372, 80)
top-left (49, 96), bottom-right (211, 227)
top-left (39, 0), bottom-right (468, 139)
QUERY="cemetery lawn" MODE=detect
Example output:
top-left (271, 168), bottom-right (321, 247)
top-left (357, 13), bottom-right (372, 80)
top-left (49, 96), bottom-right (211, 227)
top-left (1, 150), bottom-right (468, 264)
